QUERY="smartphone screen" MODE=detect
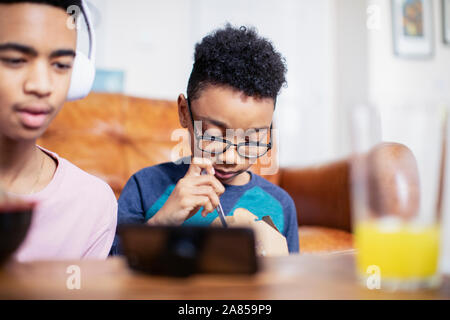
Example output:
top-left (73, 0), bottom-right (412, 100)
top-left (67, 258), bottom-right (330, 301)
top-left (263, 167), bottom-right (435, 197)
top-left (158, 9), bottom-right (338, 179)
top-left (118, 224), bottom-right (258, 277)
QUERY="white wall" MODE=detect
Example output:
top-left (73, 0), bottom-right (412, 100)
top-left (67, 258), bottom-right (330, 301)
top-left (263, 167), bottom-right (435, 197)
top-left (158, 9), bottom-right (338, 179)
top-left (368, 0), bottom-right (450, 106)
top-left (87, 0), bottom-right (193, 99)
top-left (332, 0), bottom-right (369, 160)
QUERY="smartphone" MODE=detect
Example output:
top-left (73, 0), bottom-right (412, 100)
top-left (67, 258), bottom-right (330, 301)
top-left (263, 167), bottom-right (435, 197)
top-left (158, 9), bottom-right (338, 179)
top-left (118, 224), bottom-right (258, 277)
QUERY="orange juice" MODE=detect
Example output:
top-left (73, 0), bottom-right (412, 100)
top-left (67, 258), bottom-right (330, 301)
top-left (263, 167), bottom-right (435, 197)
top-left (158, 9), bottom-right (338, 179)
top-left (355, 221), bottom-right (440, 280)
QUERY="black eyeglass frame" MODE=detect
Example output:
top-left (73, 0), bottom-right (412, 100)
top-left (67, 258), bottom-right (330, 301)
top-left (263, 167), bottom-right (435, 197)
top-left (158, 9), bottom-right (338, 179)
top-left (186, 98), bottom-right (273, 159)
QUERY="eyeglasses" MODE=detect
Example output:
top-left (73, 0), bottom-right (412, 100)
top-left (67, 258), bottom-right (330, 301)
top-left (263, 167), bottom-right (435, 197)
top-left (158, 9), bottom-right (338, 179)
top-left (187, 98), bottom-right (272, 159)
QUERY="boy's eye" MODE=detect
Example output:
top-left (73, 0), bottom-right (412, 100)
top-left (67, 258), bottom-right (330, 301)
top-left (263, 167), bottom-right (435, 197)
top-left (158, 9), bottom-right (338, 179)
top-left (203, 132), bottom-right (222, 140)
top-left (245, 131), bottom-right (268, 144)
top-left (203, 128), bottom-right (223, 138)
top-left (52, 62), bottom-right (73, 71)
top-left (1, 57), bottom-right (27, 67)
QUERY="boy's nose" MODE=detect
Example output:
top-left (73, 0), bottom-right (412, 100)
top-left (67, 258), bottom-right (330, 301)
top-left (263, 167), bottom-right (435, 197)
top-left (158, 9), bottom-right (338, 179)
top-left (24, 61), bottom-right (53, 98)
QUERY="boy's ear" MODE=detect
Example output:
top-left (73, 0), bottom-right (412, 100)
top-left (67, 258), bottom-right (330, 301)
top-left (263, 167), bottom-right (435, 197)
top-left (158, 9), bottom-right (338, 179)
top-left (177, 94), bottom-right (190, 129)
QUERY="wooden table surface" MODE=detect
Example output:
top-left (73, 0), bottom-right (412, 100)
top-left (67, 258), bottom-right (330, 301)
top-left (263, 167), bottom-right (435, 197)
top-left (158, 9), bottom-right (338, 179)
top-left (0, 251), bottom-right (449, 300)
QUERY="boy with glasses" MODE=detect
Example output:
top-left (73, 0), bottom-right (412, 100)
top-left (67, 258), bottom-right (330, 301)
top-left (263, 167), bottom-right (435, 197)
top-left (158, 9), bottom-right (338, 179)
top-left (112, 25), bottom-right (299, 254)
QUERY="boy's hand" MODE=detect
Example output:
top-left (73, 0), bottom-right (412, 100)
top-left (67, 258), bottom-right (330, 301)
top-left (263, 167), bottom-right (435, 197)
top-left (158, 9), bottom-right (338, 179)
top-left (148, 158), bottom-right (225, 225)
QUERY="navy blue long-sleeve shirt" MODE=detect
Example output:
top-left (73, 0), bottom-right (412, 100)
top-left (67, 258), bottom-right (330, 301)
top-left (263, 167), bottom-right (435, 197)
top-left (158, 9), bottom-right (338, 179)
top-left (111, 159), bottom-right (299, 255)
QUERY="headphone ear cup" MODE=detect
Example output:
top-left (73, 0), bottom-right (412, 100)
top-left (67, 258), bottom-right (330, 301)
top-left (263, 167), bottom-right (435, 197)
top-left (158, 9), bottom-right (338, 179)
top-left (66, 51), bottom-right (96, 101)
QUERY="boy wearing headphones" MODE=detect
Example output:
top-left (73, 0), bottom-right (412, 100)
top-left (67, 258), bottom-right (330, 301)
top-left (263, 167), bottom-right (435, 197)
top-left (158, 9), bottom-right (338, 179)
top-left (113, 25), bottom-right (299, 255)
top-left (0, 0), bottom-right (117, 261)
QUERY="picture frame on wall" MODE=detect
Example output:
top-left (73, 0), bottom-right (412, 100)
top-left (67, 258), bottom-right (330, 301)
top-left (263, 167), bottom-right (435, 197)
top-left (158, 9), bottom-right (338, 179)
top-left (444, 0), bottom-right (450, 44)
top-left (391, 0), bottom-right (434, 58)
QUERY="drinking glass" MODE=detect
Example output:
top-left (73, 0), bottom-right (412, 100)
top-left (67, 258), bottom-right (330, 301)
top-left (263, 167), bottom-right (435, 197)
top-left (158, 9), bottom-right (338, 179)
top-left (350, 102), bottom-right (447, 291)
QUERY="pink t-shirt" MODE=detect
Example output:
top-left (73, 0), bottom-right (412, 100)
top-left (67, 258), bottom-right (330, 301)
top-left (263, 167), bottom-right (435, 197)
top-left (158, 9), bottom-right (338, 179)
top-left (11, 147), bottom-right (117, 262)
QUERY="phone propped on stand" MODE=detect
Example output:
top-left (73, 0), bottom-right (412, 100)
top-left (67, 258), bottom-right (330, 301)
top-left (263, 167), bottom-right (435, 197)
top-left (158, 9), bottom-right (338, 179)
top-left (118, 224), bottom-right (258, 277)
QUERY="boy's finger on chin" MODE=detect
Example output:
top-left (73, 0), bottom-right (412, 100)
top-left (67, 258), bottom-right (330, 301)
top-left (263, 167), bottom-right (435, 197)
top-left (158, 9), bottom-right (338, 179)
top-left (185, 158), bottom-right (204, 176)
top-left (190, 157), bottom-right (215, 175)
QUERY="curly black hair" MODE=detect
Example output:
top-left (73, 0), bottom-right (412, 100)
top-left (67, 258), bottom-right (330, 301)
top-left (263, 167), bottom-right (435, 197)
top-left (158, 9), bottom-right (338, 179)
top-left (0, 0), bottom-right (82, 13)
top-left (187, 24), bottom-right (287, 102)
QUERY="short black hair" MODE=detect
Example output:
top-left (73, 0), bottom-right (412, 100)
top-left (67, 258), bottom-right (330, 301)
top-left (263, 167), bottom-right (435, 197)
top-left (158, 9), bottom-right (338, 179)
top-left (0, 0), bottom-right (82, 13)
top-left (187, 24), bottom-right (287, 102)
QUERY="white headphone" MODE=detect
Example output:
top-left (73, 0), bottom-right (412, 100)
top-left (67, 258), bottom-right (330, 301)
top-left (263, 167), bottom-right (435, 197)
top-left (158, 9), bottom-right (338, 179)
top-left (66, 0), bottom-right (96, 101)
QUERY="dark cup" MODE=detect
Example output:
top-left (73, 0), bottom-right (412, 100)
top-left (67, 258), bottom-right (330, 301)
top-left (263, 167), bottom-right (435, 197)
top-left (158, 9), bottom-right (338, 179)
top-left (0, 204), bottom-right (33, 266)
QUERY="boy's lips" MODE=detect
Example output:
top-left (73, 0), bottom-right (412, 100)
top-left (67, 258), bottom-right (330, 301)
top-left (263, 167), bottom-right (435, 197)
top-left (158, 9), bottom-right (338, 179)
top-left (214, 169), bottom-right (240, 180)
top-left (14, 105), bottom-right (52, 129)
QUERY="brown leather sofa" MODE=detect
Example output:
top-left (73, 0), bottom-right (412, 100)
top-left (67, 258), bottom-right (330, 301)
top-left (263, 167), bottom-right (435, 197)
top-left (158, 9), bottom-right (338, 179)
top-left (37, 93), bottom-right (416, 253)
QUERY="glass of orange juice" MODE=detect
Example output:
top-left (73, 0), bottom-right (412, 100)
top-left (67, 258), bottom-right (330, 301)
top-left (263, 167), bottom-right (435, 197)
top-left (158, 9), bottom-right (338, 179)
top-left (350, 103), bottom-right (447, 291)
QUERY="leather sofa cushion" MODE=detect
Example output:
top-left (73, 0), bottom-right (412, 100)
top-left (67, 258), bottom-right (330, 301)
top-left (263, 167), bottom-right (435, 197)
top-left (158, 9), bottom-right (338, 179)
top-left (298, 226), bottom-right (353, 253)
